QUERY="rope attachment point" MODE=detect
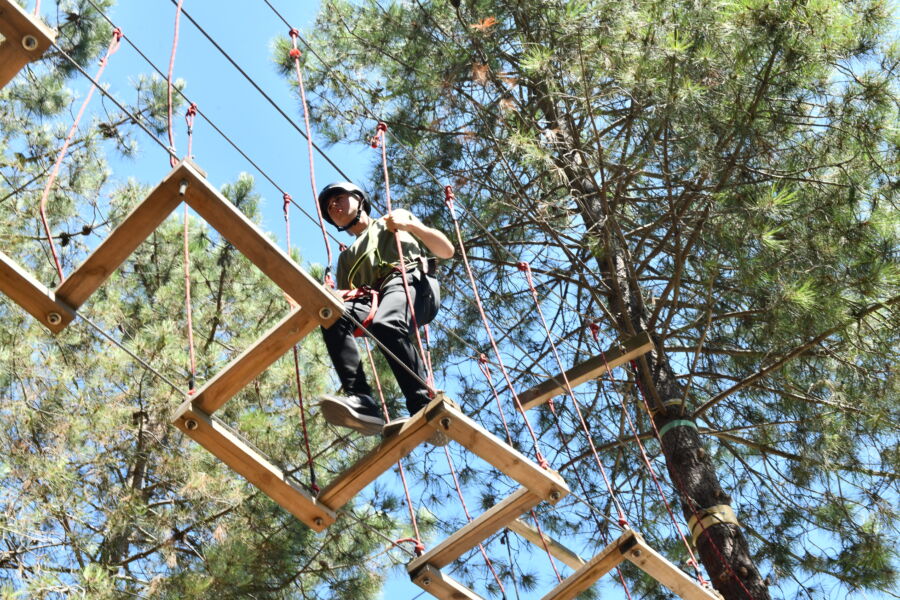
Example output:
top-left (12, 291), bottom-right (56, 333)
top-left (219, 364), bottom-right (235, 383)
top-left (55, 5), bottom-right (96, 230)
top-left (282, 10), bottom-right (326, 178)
top-left (687, 504), bottom-right (741, 545)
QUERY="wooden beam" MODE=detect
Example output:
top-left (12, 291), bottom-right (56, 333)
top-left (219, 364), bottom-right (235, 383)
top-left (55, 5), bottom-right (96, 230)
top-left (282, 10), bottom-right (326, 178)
top-left (625, 531), bottom-right (721, 600)
top-left (519, 332), bottom-right (654, 411)
top-left (171, 403), bottom-right (335, 532)
top-left (508, 518), bottom-right (586, 571)
top-left (428, 398), bottom-right (570, 504)
top-left (407, 487), bottom-right (540, 575)
top-left (0, 251), bottom-right (75, 333)
top-left (175, 161), bottom-right (342, 328)
top-left (410, 564), bottom-right (485, 600)
top-left (190, 308), bottom-right (317, 414)
top-left (316, 395), bottom-right (449, 510)
top-left (540, 530), bottom-right (635, 600)
top-left (0, 0), bottom-right (56, 89)
top-left (56, 164), bottom-right (186, 309)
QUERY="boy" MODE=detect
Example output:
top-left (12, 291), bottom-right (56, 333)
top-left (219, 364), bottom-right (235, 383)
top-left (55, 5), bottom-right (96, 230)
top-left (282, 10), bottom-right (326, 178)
top-left (316, 182), bottom-right (454, 437)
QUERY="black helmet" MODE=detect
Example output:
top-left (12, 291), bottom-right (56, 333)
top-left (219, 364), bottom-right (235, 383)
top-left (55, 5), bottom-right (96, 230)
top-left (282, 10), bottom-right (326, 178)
top-left (318, 182), bottom-right (371, 227)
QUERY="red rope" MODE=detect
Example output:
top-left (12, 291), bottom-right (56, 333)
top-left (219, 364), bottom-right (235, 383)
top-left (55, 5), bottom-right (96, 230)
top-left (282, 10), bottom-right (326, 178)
top-left (33, 1), bottom-right (39, 16)
top-left (586, 339), bottom-right (704, 580)
top-left (364, 339), bottom-right (424, 555)
top-left (517, 268), bottom-right (641, 597)
top-left (444, 446), bottom-right (508, 595)
top-left (38, 28), bottom-right (122, 281)
top-left (518, 262), bottom-right (627, 524)
top-left (630, 363), bottom-right (756, 599)
top-left (288, 28), bottom-right (333, 287)
top-left (184, 102), bottom-right (198, 159)
top-left (282, 194), bottom-right (318, 492)
top-left (372, 123), bottom-right (434, 393)
top-left (166, 0), bottom-right (185, 168)
top-left (443, 186), bottom-right (548, 467)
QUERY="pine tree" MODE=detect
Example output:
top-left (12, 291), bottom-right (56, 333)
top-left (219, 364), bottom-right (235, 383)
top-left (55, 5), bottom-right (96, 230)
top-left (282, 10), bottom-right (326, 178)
top-left (287, 0), bottom-right (900, 598)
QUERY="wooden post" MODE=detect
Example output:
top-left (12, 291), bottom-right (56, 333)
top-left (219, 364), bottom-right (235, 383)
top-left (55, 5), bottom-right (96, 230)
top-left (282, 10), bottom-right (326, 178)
top-left (508, 518), bottom-right (586, 570)
top-left (427, 397), bottom-right (570, 504)
top-left (175, 161), bottom-right (342, 327)
top-left (518, 332), bottom-right (654, 411)
top-left (410, 564), bottom-right (485, 600)
top-left (0, 0), bottom-right (56, 89)
top-left (189, 308), bottom-right (318, 414)
top-left (625, 531), bottom-right (722, 600)
top-left (407, 487), bottom-right (540, 576)
top-left (540, 530), bottom-right (635, 600)
top-left (0, 251), bottom-right (74, 333)
top-left (317, 395), bottom-right (449, 510)
top-left (56, 165), bottom-right (186, 309)
top-left (171, 402), bottom-right (336, 532)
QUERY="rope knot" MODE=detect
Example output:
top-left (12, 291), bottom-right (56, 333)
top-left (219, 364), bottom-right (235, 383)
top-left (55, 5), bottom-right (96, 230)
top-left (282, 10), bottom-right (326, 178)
top-left (588, 322), bottom-right (600, 341)
top-left (288, 27), bottom-right (300, 38)
top-left (536, 452), bottom-right (549, 470)
top-left (289, 48), bottom-right (301, 59)
top-left (282, 192), bottom-right (292, 212)
top-left (370, 123), bottom-right (387, 148)
top-left (619, 517), bottom-right (629, 527)
top-left (113, 28), bottom-right (123, 41)
top-left (478, 353), bottom-right (488, 365)
top-left (443, 185), bottom-right (456, 217)
top-left (186, 102), bottom-right (198, 117)
top-left (309, 483), bottom-right (321, 494)
top-left (516, 261), bottom-right (529, 273)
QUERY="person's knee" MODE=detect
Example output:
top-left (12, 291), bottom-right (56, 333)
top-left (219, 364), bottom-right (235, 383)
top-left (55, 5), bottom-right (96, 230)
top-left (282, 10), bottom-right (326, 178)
top-left (368, 318), bottom-right (408, 341)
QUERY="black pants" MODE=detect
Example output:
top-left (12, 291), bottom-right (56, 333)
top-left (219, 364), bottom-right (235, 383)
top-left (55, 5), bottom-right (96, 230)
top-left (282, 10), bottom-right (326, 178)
top-left (321, 269), bottom-right (439, 415)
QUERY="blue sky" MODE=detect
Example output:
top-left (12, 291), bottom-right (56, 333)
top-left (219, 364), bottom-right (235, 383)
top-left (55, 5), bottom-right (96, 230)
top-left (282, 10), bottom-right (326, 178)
top-left (26, 1), bottom-right (898, 598)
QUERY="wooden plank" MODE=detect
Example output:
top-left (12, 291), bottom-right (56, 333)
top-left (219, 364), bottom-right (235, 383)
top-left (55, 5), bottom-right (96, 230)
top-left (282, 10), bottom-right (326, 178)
top-left (519, 332), bottom-right (654, 411)
top-left (316, 395), bottom-right (448, 510)
top-left (540, 530), bottom-right (635, 600)
top-left (625, 531), bottom-right (721, 600)
top-left (508, 518), bottom-right (586, 571)
top-left (407, 487), bottom-right (540, 574)
top-left (171, 402), bottom-right (336, 532)
top-left (175, 161), bottom-right (342, 328)
top-left (429, 399), bottom-right (570, 504)
top-left (0, 251), bottom-right (75, 333)
top-left (0, 0), bottom-right (56, 89)
top-left (56, 164), bottom-right (186, 309)
top-left (191, 308), bottom-right (317, 414)
top-left (410, 564), bottom-right (485, 600)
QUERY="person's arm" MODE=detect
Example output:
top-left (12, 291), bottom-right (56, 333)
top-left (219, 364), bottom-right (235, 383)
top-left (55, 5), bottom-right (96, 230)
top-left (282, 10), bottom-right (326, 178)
top-left (384, 209), bottom-right (455, 259)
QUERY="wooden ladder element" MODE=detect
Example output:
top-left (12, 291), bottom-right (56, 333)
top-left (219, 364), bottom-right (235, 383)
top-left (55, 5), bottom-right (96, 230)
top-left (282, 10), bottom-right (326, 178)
top-left (56, 165), bottom-right (187, 309)
top-left (428, 397), bottom-right (570, 504)
top-left (0, 251), bottom-right (74, 332)
top-left (175, 161), bottom-right (342, 324)
top-left (171, 402), bottom-right (336, 532)
top-left (187, 308), bottom-right (319, 414)
top-left (518, 331), bottom-right (654, 411)
top-left (407, 487), bottom-right (542, 577)
top-left (319, 393), bottom-right (570, 511)
top-left (507, 517), bottom-right (586, 570)
top-left (411, 564), bottom-right (485, 600)
top-left (542, 529), bottom-right (720, 600)
top-left (0, 0), bottom-right (56, 89)
top-left (317, 395), bottom-right (445, 510)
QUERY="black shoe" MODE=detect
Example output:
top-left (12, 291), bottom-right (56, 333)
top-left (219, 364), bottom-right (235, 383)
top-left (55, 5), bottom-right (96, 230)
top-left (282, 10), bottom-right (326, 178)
top-left (317, 394), bottom-right (384, 436)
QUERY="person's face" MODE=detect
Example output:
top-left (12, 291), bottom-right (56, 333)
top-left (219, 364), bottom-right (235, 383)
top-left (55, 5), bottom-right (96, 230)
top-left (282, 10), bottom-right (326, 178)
top-left (326, 192), bottom-right (359, 228)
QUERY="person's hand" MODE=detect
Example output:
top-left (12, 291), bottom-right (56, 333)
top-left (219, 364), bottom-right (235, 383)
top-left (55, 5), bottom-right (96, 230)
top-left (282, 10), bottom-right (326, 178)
top-left (384, 210), bottom-right (417, 233)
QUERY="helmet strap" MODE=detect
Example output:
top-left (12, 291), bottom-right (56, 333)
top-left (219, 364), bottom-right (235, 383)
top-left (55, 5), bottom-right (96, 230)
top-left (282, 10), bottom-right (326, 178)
top-left (336, 204), bottom-right (363, 232)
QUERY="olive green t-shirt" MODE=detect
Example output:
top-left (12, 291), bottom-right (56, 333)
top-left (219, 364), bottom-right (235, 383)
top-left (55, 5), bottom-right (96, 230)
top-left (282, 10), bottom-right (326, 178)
top-left (336, 210), bottom-right (431, 289)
